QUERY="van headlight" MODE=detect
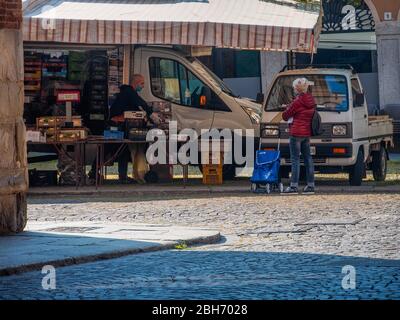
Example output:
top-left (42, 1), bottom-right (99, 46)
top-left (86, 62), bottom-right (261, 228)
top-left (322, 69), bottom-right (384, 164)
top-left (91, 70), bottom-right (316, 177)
top-left (332, 125), bottom-right (347, 136)
top-left (241, 106), bottom-right (261, 124)
top-left (261, 125), bottom-right (280, 137)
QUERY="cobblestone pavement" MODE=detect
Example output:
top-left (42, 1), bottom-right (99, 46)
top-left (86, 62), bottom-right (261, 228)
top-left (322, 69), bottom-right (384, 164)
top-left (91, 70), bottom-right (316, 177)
top-left (1, 193), bottom-right (399, 299)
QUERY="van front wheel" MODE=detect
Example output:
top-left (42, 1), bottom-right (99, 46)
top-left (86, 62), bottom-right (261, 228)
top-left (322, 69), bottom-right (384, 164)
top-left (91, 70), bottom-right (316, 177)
top-left (349, 149), bottom-right (365, 186)
top-left (372, 147), bottom-right (387, 182)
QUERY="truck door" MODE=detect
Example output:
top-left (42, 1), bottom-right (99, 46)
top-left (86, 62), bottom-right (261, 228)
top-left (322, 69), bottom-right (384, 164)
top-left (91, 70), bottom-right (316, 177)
top-left (138, 48), bottom-right (214, 134)
top-left (351, 77), bottom-right (369, 140)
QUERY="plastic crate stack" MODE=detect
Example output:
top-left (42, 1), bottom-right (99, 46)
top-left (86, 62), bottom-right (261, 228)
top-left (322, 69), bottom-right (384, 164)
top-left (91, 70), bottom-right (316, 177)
top-left (151, 101), bottom-right (172, 131)
top-left (87, 52), bottom-right (108, 134)
top-left (107, 48), bottom-right (123, 102)
top-left (68, 51), bottom-right (87, 82)
top-left (42, 54), bottom-right (67, 78)
top-left (24, 52), bottom-right (42, 102)
top-left (202, 142), bottom-right (224, 185)
top-left (148, 101), bottom-right (173, 182)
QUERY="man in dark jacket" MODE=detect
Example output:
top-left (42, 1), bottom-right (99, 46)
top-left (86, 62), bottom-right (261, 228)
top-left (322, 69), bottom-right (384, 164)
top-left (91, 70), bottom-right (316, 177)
top-left (109, 74), bottom-right (161, 183)
top-left (109, 74), bottom-right (154, 122)
top-left (282, 78), bottom-right (316, 195)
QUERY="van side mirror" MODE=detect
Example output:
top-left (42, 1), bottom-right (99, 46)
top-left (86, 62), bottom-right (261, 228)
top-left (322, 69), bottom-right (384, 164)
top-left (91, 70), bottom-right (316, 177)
top-left (200, 86), bottom-right (212, 107)
top-left (256, 93), bottom-right (265, 104)
top-left (200, 95), bottom-right (207, 106)
top-left (355, 93), bottom-right (365, 107)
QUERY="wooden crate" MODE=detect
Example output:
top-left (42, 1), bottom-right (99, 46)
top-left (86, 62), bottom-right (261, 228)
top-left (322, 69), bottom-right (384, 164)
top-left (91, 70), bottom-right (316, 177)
top-left (203, 173), bottom-right (223, 185)
top-left (57, 128), bottom-right (88, 142)
top-left (36, 116), bottom-right (82, 129)
top-left (202, 163), bottom-right (223, 185)
top-left (202, 164), bottom-right (223, 176)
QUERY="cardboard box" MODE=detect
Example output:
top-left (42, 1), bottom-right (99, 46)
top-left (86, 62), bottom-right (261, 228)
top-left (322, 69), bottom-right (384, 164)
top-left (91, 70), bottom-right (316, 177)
top-left (26, 130), bottom-right (46, 143)
top-left (124, 111), bottom-right (146, 119)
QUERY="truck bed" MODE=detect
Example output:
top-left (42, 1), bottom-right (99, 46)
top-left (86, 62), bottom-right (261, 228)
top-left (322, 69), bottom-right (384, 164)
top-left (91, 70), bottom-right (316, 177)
top-left (368, 115), bottom-right (393, 143)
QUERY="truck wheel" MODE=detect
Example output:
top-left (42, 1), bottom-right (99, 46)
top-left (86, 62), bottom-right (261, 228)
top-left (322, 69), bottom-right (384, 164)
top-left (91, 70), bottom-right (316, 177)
top-left (349, 149), bottom-right (365, 186)
top-left (372, 147), bottom-right (387, 182)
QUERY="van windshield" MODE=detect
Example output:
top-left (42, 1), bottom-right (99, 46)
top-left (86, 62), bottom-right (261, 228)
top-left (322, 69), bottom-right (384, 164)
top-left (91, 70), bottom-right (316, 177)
top-left (265, 74), bottom-right (349, 112)
top-left (188, 58), bottom-right (239, 98)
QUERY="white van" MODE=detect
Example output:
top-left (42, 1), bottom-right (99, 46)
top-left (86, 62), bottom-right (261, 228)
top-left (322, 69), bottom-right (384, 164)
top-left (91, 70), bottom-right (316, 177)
top-left (260, 66), bottom-right (393, 186)
top-left (133, 45), bottom-right (262, 177)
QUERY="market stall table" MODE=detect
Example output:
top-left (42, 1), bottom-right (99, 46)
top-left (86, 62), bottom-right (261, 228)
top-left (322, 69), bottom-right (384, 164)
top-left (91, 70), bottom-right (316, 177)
top-left (85, 137), bottom-right (149, 188)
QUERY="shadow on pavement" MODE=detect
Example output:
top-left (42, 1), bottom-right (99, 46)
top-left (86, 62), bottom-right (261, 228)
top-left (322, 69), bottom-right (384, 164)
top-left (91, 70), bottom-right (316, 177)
top-left (0, 250), bottom-right (399, 300)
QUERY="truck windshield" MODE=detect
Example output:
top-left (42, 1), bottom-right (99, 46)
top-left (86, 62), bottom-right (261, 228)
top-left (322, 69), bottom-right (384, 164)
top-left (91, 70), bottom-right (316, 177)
top-left (265, 74), bottom-right (349, 112)
top-left (188, 58), bottom-right (239, 98)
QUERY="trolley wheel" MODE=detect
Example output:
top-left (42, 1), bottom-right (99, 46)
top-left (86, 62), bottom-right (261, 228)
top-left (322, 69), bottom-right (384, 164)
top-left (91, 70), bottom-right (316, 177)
top-left (251, 183), bottom-right (258, 193)
top-left (279, 183), bottom-right (284, 193)
top-left (265, 183), bottom-right (271, 194)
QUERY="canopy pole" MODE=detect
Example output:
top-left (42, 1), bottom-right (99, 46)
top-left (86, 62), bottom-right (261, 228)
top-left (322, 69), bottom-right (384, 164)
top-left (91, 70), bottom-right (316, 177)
top-left (123, 45), bottom-right (131, 85)
top-left (310, 33), bottom-right (315, 65)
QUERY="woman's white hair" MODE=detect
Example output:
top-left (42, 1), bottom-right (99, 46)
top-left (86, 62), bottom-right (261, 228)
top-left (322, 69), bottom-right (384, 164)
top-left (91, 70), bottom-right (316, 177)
top-left (292, 78), bottom-right (310, 93)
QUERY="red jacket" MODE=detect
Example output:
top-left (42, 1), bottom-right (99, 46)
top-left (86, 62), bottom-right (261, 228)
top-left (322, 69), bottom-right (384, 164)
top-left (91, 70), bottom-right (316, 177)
top-left (282, 93), bottom-right (316, 137)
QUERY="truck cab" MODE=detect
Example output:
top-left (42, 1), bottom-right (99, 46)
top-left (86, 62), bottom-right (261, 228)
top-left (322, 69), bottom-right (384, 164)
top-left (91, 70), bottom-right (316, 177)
top-left (260, 66), bottom-right (393, 186)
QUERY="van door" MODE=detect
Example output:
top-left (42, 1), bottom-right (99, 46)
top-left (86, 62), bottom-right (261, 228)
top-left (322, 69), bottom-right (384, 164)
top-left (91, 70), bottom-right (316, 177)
top-left (351, 77), bottom-right (369, 140)
top-left (138, 48), bottom-right (214, 134)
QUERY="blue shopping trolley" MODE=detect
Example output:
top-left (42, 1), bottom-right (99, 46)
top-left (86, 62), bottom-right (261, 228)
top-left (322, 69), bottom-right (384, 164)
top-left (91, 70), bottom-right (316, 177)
top-left (250, 145), bottom-right (284, 194)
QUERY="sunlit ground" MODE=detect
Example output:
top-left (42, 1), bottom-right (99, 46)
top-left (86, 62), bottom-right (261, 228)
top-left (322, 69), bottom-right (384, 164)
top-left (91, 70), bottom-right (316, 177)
top-left (28, 159), bottom-right (400, 185)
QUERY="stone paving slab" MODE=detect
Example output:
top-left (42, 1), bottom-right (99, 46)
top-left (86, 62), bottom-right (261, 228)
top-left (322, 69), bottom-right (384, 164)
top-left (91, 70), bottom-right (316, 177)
top-left (295, 218), bottom-right (366, 226)
top-left (0, 221), bottom-right (221, 276)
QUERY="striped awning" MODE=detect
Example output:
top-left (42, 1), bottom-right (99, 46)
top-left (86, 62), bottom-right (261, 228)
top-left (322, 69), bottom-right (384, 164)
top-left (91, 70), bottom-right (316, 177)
top-left (23, 0), bottom-right (322, 52)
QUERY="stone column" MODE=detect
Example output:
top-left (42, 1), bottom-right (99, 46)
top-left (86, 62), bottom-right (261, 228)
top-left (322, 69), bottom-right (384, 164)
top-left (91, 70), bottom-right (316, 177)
top-left (376, 21), bottom-right (400, 111)
top-left (0, 0), bottom-right (28, 234)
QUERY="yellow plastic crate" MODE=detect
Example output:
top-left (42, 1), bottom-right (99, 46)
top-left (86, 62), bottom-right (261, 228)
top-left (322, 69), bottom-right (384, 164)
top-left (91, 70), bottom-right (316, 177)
top-left (202, 164), bottom-right (223, 176)
top-left (203, 173), bottom-right (223, 185)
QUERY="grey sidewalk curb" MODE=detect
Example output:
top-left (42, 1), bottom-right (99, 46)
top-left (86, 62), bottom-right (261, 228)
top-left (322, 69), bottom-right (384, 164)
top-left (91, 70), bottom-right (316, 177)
top-left (0, 232), bottom-right (221, 277)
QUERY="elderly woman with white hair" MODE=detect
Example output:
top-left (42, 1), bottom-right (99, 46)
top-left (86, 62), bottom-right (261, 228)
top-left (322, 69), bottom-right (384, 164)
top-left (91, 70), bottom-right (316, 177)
top-left (281, 78), bottom-right (317, 195)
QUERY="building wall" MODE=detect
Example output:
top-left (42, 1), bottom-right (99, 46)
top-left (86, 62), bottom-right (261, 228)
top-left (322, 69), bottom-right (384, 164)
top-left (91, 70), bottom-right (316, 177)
top-left (365, 0), bottom-right (400, 112)
top-left (260, 51), bottom-right (287, 96)
top-left (376, 24), bottom-right (400, 114)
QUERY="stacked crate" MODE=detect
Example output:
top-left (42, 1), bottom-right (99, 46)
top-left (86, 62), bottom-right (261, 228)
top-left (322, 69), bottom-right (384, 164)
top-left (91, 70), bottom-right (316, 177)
top-left (151, 101), bottom-right (172, 131)
top-left (36, 116), bottom-right (84, 142)
top-left (42, 54), bottom-right (67, 78)
top-left (148, 101), bottom-right (173, 182)
top-left (201, 142), bottom-right (224, 185)
top-left (68, 51), bottom-right (87, 82)
top-left (86, 52), bottom-right (108, 134)
top-left (24, 52), bottom-right (42, 102)
top-left (107, 48), bottom-right (123, 101)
